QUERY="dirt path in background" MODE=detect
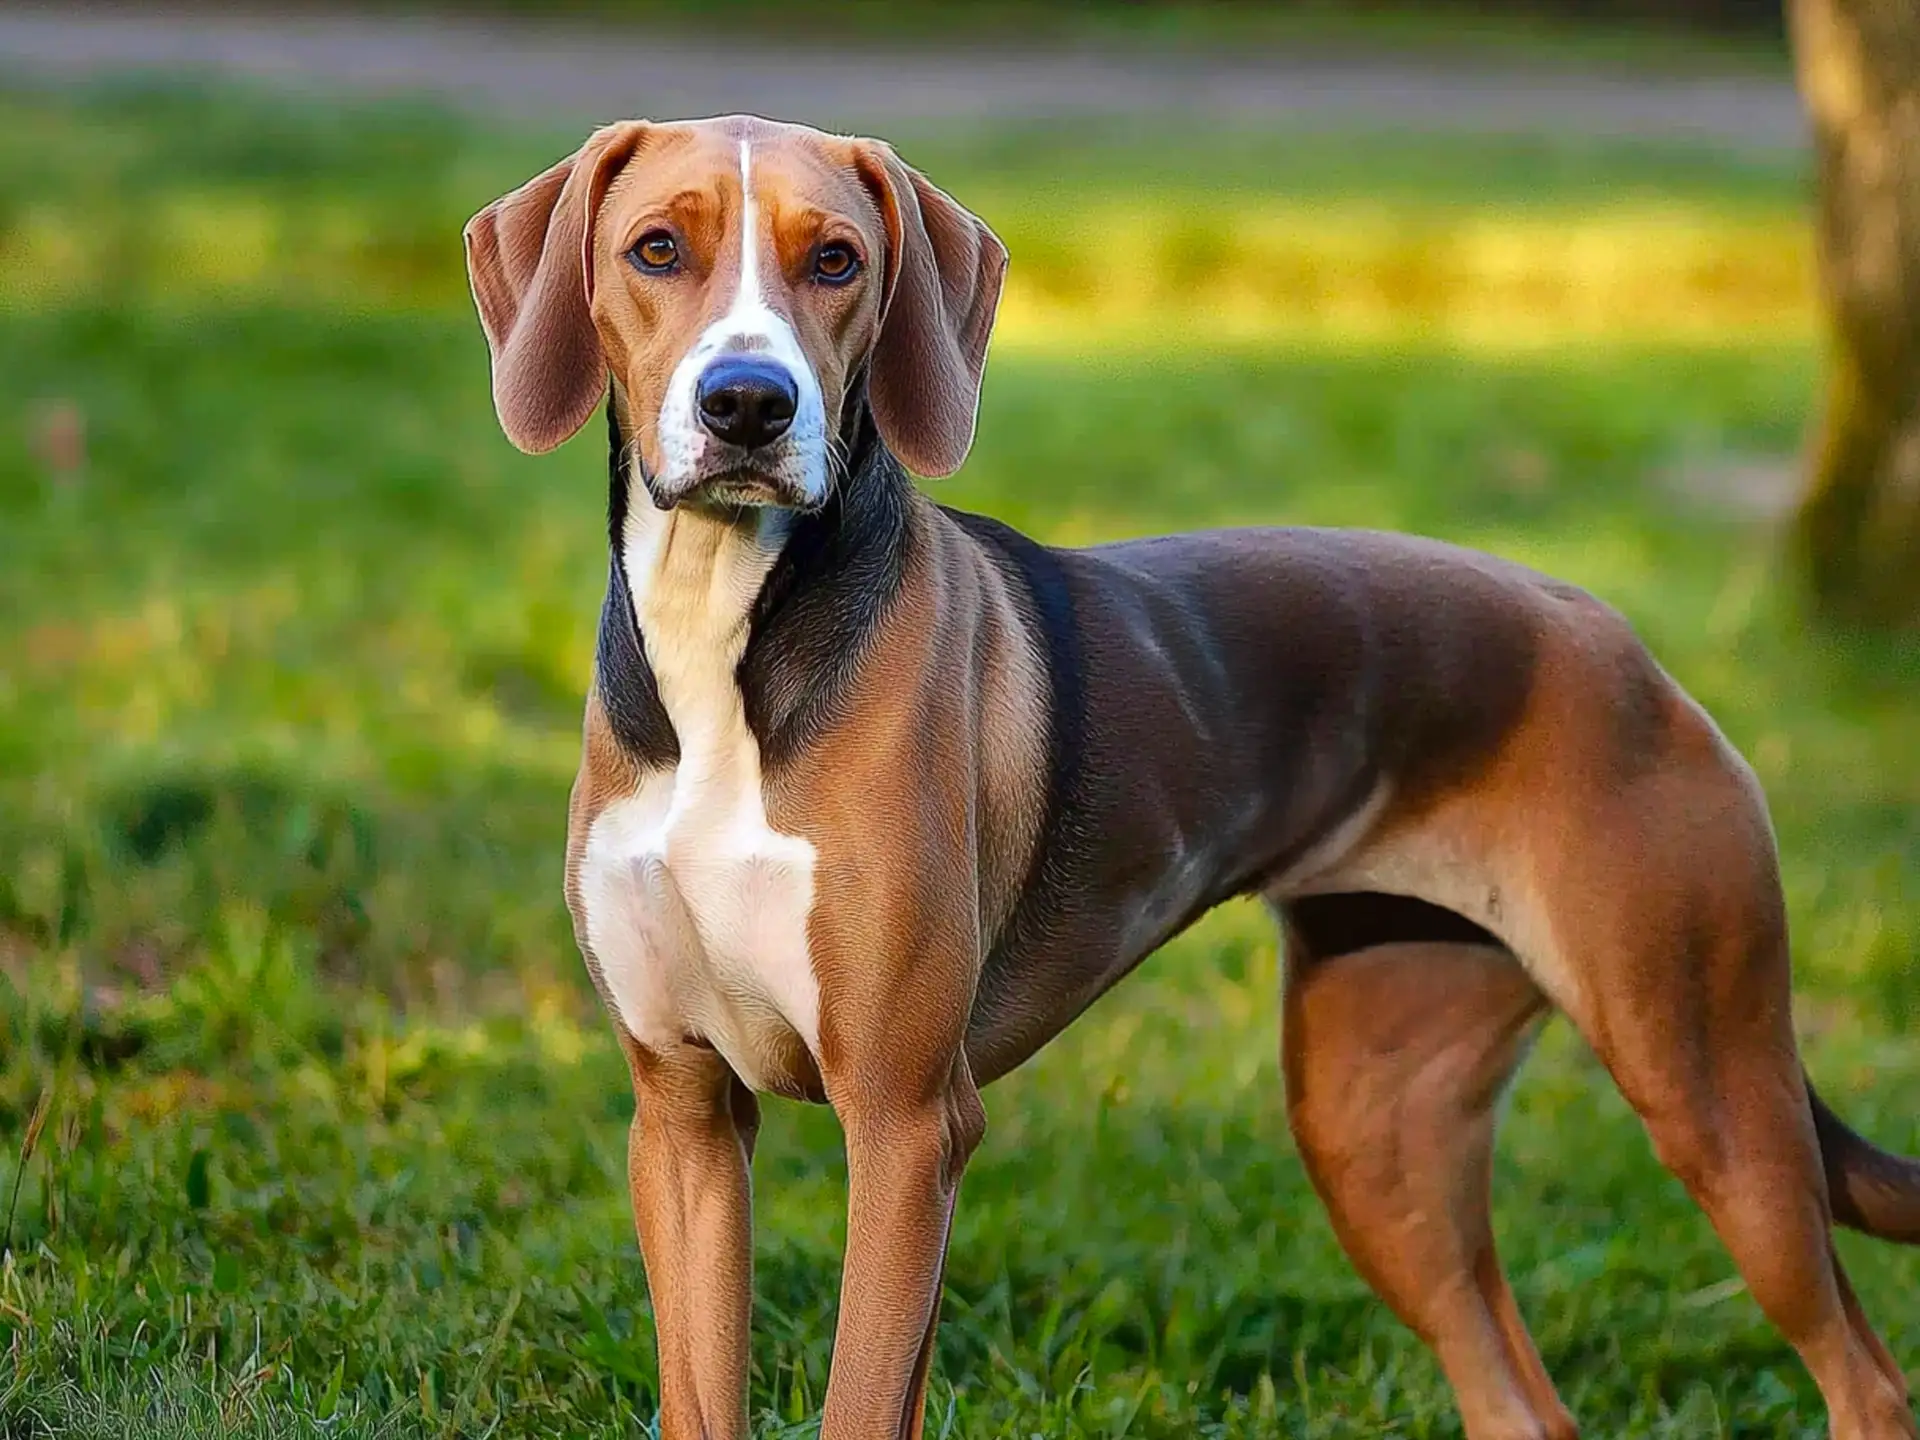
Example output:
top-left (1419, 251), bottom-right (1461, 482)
top-left (1, 4), bottom-right (1807, 150)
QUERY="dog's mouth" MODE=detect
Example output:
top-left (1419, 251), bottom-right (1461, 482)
top-left (651, 462), bottom-right (825, 514)
top-left (702, 469), bottom-right (796, 507)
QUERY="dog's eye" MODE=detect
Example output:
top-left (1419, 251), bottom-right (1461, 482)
top-left (813, 242), bottom-right (861, 285)
top-left (629, 231), bottom-right (679, 274)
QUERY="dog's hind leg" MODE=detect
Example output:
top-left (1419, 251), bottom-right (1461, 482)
top-left (1517, 763), bottom-right (1918, 1440)
top-left (1281, 902), bottom-right (1577, 1440)
top-left (1520, 821), bottom-right (1912, 1436)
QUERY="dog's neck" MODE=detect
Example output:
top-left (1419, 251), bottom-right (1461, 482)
top-left (596, 390), bottom-right (914, 772)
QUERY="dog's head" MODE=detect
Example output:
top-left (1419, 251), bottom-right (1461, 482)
top-left (463, 116), bottom-right (1007, 510)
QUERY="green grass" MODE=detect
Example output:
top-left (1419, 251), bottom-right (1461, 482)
top-left (2, 83), bottom-right (1917, 1438)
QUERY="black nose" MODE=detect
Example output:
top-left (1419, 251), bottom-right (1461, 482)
top-left (696, 357), bottom-right (798, 449)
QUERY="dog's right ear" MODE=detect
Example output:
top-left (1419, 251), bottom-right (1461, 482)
top-left (463, 122), bottom-right (649, 454)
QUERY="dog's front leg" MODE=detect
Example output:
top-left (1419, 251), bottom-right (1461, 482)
top-left (621, 1033), bottom-right (759, 1440)
top-left (820, 1048), bottom-right (986, 1440)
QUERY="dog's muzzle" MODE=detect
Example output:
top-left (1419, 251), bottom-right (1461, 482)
top-left (649, 354), bottom-right (825, 513)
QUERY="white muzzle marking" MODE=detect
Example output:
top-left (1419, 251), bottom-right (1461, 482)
top-left (652, 138), bottom-right (829, 509)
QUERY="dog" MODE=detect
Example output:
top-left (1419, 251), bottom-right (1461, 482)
top-left (463, 115), bottom-right (1920, 1440)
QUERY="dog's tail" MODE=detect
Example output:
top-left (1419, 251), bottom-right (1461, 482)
top-left (1809, 1077), bottom-right (1920, 1244)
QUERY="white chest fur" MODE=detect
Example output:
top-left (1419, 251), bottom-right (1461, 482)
top-left (578, 503), bottom-right (822, 1092)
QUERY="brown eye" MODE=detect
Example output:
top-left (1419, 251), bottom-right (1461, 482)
top-left (629, 230), bottom-right (679, 274)
top-left (813, 242), bottom-right (860, 285)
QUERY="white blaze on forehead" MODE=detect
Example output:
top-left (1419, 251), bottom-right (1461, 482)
top-left (736, 139), bottom-right (761, 307)
top-left (651, 134), bottom-right (830, 504)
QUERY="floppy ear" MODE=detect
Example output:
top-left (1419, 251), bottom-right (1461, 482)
top-left (463, 122), bottom-right (649, 454)
top-left (854, 142), bottom-right (1008, 478)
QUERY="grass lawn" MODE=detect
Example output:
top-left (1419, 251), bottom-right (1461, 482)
top-left (2, 82), bottom-right (1917, 1439)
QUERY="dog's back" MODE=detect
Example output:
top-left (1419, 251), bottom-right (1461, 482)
top-left (953, 514), bottom-right (1622, 1079)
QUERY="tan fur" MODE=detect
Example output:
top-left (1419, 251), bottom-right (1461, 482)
top-left (759, 509), bottom-right (1038, 1433)
top-left (765, 505), bottom-right (1048, 968)
top-left (964, 539), bottom-right (1050, 947)
top-left (563, 694), bottom-right (640, 954)
top-left (1304, 601), bottom-right (1917, 1438)
top-left (1284, 935), bottom-right (1573, 1440)
top-left (618, 1029), bottom-right (759, 1440)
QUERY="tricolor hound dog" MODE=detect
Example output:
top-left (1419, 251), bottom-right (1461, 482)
top-left (463, 116), bottom-right (1920, 1440)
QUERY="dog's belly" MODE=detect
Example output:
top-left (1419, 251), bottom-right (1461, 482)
top-left (578, 772), bottom-right (822, 1095)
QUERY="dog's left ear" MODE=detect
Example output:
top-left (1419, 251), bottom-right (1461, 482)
top-left (463, 122), bottom-right (650, 454)
top-left (854, 142), bottom-right (1008, 478)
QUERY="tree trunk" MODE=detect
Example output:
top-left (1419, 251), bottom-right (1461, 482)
top-left (1788, 0), bottom-right (1920, 629)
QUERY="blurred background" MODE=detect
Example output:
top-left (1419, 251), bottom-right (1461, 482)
top-left (1, 3), bottom-right (1916, 1437)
